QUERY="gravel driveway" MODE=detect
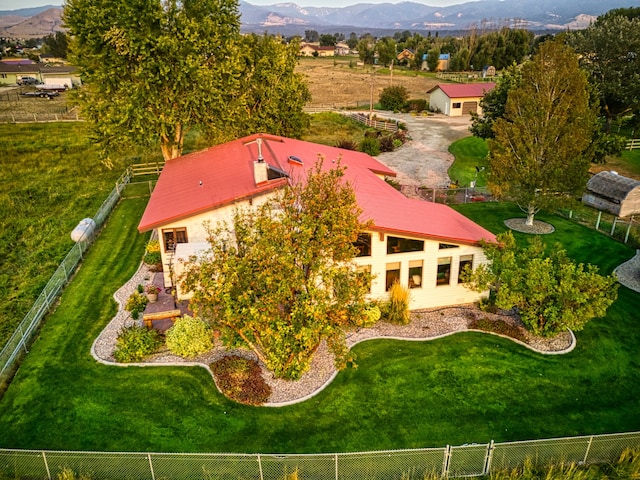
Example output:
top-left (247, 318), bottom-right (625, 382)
top-left (376, 113), bottom-right (472, 188)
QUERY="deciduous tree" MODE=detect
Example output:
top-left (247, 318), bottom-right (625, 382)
top-left (463, 232), bottom-right (618, 338)
top-left (217, 34), bottom-right (310, 144)
top-left (470, 63), bottom-right (522, 139)
top-left (64, 0), bottom-right (242, 161)
top-left (64, 0), bottom-right (309, 161)
top-left (488, 40), bottom-right (596, 225)
top-left (182, 161), bottom-right (372, 380)
top-left (568, 8), bottom-right (640, 131)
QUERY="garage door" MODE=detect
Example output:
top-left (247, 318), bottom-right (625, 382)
top-left (462, 101), bottom-right (478, 115)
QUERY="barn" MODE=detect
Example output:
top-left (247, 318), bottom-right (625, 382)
top-left (582, 171), bottom-right (640, 217)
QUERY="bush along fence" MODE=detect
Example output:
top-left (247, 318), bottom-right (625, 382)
top-left (1, 431), bottom-right (639, 480)
top-left (0, 169), bottom-right (132, 392)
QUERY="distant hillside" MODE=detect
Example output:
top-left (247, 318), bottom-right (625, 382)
top-left (1, 0), bottom-right (639, 38)
top-left (0, 6), bottom-right (64, 39)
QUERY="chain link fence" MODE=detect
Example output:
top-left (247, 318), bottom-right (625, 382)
top-left (1, 432), bottom-right (639, 480)
top-left (0, 169), bottom-right (132, 391)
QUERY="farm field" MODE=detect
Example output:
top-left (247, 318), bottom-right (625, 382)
top-left (298, 56), bottom-right (440, 108)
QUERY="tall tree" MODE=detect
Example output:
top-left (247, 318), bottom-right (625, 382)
top-left (463, 232), bottom-right (618, 338)
top-left (488, 40), bottom-right (596, 225)
top-left (217, 34), bottom-right (310, 144)
top-left (426, 47), bottom-right (440, 71)
top-left (470, 63), bottom-right (523, 139)
top-left (182, 161), bottom-right (372, 380)
top-left (64, 0), bottom-right (242, 160)
top-left (375, 37), bottom-right (396, 67)
top-left (568, 8), bottom-right (640, 131)
top-left (43, 31), bottom-right (69, 59)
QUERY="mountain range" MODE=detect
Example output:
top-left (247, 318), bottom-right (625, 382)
top-left (1, 0), bottom-right (639, 38)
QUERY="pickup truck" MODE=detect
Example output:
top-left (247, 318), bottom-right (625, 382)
top-left (17, 77), bottom-right (38, 85)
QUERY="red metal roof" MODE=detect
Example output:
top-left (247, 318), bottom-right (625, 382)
top-left (427, 83), bottom-right (496, 99)
top-left (138, 133), bottom-right (495, 245)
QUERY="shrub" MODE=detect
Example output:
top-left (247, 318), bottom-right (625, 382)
top-left (210, 355), bottom-right (272, 405)
top-left (406, 98), bottom-right (427, 112)
top-left (378, 85), bottom-right (409, 111)
top-left (165, 315), bottom-right (213, 358)
top-left (125, 292), bottom-right (148, 320)
top-left (469, 317), bottom-right (527, 342)
top-left (361, 304), bottom-right (381, 327)
top-left (113, 326), bottom-right (163, 363)
top-left (360, 136), bottom-right (380, 156)
top-left (379, 135), bottom-right (395, 152)
top-left (335, 139), bottom-right (358, 150)
top-left (384, 283), bottom-right (410, 325)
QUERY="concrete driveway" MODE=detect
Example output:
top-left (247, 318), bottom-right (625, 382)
top-left (376, 113), bottom-right (472, 189)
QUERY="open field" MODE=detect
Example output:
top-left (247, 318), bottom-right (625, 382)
top-left (0, 86), bottom-right (79, 122)
top-left (298, 57), bottom-right (440, 108)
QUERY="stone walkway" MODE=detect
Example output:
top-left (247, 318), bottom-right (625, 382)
top-left (614, 250), bottom-right (640, 293)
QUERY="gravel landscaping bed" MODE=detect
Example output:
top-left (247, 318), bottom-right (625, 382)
top-left (93, 263), bottom-right (575, 407)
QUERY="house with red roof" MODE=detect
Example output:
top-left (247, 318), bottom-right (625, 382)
top-left (138, 133), bottom-right (496, 310)
top-left (427, 83), bottom-right (496, 116)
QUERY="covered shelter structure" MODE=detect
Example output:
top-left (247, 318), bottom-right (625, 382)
top-left (582, 171), bottom-right (640, 217)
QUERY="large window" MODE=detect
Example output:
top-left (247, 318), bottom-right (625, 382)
top-left (408, 260), bottom-right (423, 289)
top-left (458, 255), bottom-right (474, 283)
top-left (354, 233), bottom-right (372, 257)
top-left (386, 262), bottom-right (401, 291)
top-left (437, 257), bottom-right (452, 286)
top-left (162, 227), bottom-right (187, 252)
top-left (387, 236), bottom-right (424, 254)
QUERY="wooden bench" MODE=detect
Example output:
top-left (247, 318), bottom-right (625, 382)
top-left (142, 309), bottom-right (182, 329)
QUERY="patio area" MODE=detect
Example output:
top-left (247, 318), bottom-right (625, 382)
top-left (142, 271), bottom-right (192, 331)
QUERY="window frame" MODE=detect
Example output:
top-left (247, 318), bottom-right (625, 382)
top-left (436, 257), bottom-right (452, 286)
top-left (458, 255), bottom-right (474, 284)
top-left (162, 227), bottom-right (188, 253)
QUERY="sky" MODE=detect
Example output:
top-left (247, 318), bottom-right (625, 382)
top-left (0, 0), bottom-right (468, 10)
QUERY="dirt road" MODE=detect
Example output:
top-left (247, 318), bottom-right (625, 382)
top-left (376, 113), bottom-right (473, 189)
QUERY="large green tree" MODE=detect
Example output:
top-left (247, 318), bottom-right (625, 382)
top-left (463, 232), bottom-right (618, 338)
top-left (488, 40), bottom-right (596, 225)
top-left (219, 34), bottom-right (310, 144)
top-left (182, 161), bottom-right (372, 380)
top-left (64, 0), bottom-right (309, 161)
top-left (569, 8), bottom-right (640, 131)
top-left (470, 63), bottom-right (523, 139)
top-left (64, 0), bottom-right (241, 161)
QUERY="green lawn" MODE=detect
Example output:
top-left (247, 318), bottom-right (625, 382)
top-left (448, 136), bottom-right (489, 187)
top-left (0, 123), bottom-right (168, 350)
top-left (0, 198), bottom-right (638, 453)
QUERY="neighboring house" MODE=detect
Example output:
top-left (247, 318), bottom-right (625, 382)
top-left (0, 61), bottom-right (81, 86)
top-left (427, 83), bottom-right (496, 116)
top-left (138, 133), bottom-right (496, 310)
top-left (0, 60), bottom-right (41, 84)
top-left (396, 48), bottom-right (415, 63)
top-left (420, 53), bottom-right (450, 72)
top-left (437, 53), bottom-right (450, 71)
top-left (299, 43), bottom-right (335, 57)
top-left (39, 54), bottom-right (66, 64)
top-left (335, 42), bottom-right (350, 56)
top-left (582, 171), bottom-right (640, 218)
top-left (482, 65), bottom-right (496, 78)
